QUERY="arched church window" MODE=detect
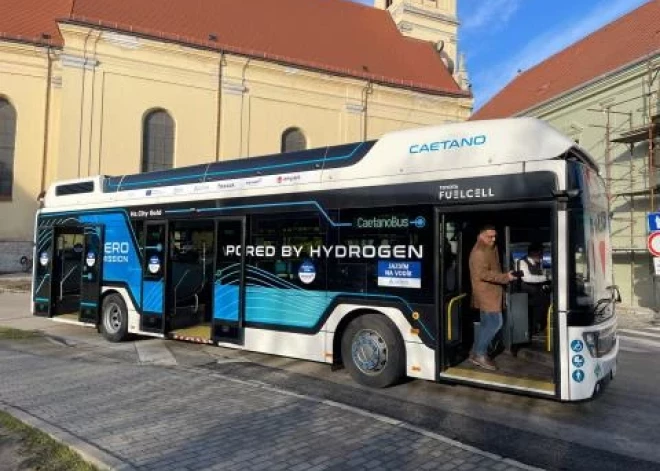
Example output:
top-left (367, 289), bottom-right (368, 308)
top-left (0, 98), bottom-right (17, 198)
top-left (281, 128), bottom-right (307, 153)
top-left (142, 109), bottom-right (175, 172)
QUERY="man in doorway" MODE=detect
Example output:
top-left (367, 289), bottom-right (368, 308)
top-left (469, 225), bottom-right (516, 370)
top-left (517, 243), bottom-right (551, 335)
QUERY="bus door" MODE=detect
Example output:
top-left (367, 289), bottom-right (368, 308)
top-left (50, 226), bottom-right (85, 319)
top-left (437, 213), bottom-right (469, 369)
top-left (79, 225), bottom-right (104, 324)
top-left (141, 221), bottom-right (168, 333)
top-left (213, 218), bottom-right (245, 344)
top-left (34, 226), bottom-right (55, 317)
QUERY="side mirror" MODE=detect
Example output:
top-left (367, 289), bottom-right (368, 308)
top-left (606, 285), bottom-right (622, 303)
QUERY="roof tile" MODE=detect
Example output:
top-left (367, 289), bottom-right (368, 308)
top-left (0, 0), bottom-right (467, 96)
top-left (0, 0), bottom-right (72, 45)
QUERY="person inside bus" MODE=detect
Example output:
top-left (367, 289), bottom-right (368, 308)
top-left (517, 243), bottom-right (551, 336)
top-left (469, 225), bottom-right (517, 371)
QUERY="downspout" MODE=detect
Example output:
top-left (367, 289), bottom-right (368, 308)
top-left (215, 51), bottom-right (225, 161)
top-left (649, 60), bottom-right (658, 212)
top-left (239, 58), bottom-right (251, 156)
top-left (39, 41), bottom-right (54, 195)
top-left (76, 29), bottom-right (93, 177)
top-left (86, 30), bottom-right (101, 176)
top-left (361, 81), bottom-right (373, 141)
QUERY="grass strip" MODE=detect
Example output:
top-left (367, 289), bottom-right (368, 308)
top-left (0, 327), bottom-right (39, 340)
top-left (0, 410), bottom-right (99, 471)
top-left (0, 281), bottom-right (31, 292)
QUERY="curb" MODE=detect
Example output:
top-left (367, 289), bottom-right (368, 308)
top-left (0, 401), bottom-right (136, 471)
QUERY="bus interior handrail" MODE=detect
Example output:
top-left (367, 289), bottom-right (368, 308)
top-left (59, 266), bottom-right (79, 301)
top-left (173, 269), bottom-right (191, 310)
top-left (447, 293), bottom-right (467, 341)
top-left (547, 302), bottom-right (553, 352)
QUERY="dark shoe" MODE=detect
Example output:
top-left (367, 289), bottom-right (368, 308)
top-left (471, 355), bottom-right (497, 371)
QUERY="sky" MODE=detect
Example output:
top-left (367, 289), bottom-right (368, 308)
top-left (351, 0), bottom-right (651, 110)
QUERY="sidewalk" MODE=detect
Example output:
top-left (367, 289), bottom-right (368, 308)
top-left (615, 305), bottom-right (659, 329)
top-left (0, 291), bottom-right (540, 471)
top-left (0, 273), bottom-right (30, 295)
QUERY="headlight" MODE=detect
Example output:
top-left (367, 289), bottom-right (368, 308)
top-left (583, 332), bottom-right (598, 357)
top-left (582, 329), bottom-right (616, 358)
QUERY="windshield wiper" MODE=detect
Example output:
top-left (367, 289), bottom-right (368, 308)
top-left (593, 286), bottom-right (621, 319)
top-left (593, 297), bottom-right (612, 318)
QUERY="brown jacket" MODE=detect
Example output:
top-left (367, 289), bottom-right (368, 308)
top-left (469, 240), bottom-right (510, 312)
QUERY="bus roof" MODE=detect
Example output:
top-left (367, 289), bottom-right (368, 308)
top-left (45, 117), bottom-right (597, 205)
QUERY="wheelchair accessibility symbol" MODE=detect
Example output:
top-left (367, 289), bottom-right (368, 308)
top-left (571, 340), bottom-right (584, 352)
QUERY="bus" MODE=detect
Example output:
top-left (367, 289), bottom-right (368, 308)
top-left (31, 117), bottom-right (619, 401)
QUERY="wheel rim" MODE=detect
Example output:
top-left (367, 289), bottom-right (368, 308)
top-left (351, 329), bottom-right (388, 375)
top-left (103, 302), bottom-right (122, 334)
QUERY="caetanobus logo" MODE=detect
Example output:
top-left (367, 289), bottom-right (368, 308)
top-left (355, 215), bottom-right (426, 229)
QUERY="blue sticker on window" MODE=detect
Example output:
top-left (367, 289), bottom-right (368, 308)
top-left (148, 255), bottom-right (161, 274)
top-left (39, 251), bottom-right (49, 267)
top-left (298, 260), bottom-right (316, 284)
top-left (377, 260), bottom-right (421, 289)
top-left (86, 252), bottom-right (96, 267)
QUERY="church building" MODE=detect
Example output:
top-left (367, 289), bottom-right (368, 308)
top-left (0, 0), bottom-right (471, 270)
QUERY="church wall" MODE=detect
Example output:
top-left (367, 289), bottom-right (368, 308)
top-left (0, 16), bottom-right (472, 271)
top-left (0, 42), bottom-right (49, 269)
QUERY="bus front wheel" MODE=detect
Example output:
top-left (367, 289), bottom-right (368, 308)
top-left (341, 314), bottom-right (405, 388)
top-left (100, 293), bottom-right (129, 342)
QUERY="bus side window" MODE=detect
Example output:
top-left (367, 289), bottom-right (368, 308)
top-left (249, 212), bottom-right (327, 289)
top-left (329, 263), bottom-right (367, 293)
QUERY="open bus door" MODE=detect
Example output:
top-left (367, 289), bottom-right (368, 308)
top-left (437, 213), bottom-right (470, 369)
top-left (80, 225), bottom-right (104, 324)
top-left (34, 227), bottom-right (55, 317)
top-left (436, 208), bottom-right (557, 397)
top-left (213, 218), bottom-right (245, 344)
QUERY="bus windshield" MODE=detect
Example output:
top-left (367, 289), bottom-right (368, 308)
top-left (569, 163), bottom-right (614, 320)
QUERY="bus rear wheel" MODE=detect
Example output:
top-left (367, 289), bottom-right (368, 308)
top-left (100, 293), bottom-right (129, 342)
top-left (341, 314), bottom-right (405, 388)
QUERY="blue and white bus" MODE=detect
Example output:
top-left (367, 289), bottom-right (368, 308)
top-left (32, 118), bottom-right (619, 401)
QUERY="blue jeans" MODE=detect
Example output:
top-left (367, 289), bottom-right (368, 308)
top-left (474, 311), bottom-right (503, 357)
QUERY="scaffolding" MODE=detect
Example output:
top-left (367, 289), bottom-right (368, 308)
top-left (587, 59), bottom-right (659, 309)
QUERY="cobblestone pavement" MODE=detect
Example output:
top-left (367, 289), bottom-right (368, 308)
top-left (0, 338), bottom-right (540, 471)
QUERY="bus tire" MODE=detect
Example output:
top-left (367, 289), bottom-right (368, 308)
top-left (341, 313), bottom-right (405, 388)
top-left (100, 293), bottom-right (129, 342)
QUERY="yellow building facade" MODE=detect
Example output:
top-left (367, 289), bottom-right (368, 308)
top-left (0, 0), bottom-right (472, 271)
